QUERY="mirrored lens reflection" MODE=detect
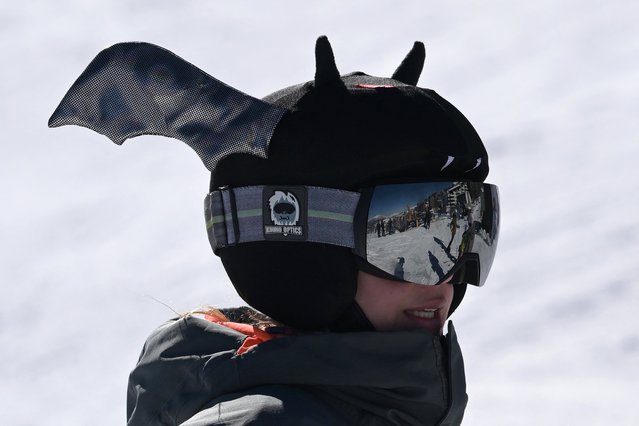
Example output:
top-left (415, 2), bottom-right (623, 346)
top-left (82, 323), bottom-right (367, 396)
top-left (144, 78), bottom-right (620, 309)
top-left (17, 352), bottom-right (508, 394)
top-left (477, 185), bottom-right (499, 286)
top-left (365, 182), bottom-right (499, 285)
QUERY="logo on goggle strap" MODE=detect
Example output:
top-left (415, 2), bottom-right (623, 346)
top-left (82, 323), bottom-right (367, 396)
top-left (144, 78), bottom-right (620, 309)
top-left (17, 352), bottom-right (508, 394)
top-left (269, 191), bottom-right (299, 225)
top-left (263, 186), bottom-right (307, 241)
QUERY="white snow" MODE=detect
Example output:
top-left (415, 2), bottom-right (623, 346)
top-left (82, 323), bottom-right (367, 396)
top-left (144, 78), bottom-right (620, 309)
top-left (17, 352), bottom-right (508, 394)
top-left (367, 217), bottom-right (466, 284)
top-left (1, 1), bottom-right (638, 424)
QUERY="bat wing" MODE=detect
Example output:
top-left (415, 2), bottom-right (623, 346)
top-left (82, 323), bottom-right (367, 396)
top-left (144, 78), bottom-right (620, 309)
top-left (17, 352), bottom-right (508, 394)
top-left (48, 42), bottom-right (286, 171)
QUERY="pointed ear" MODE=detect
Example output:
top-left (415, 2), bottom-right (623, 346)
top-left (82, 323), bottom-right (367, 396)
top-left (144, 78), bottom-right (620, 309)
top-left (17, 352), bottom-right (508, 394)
top-left (391, 41), bottom-right (425, 85)
top-left (314, 36), bottom-right (346, 91)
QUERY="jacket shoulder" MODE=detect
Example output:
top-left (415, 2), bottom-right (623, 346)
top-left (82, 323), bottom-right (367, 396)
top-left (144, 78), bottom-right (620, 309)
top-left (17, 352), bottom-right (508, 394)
top-left (138, 315), bottom-right (245, 360)
top-left (127, 316), bottom-right (246, 425)
top-left (181, 385), bottom-right (351, 426)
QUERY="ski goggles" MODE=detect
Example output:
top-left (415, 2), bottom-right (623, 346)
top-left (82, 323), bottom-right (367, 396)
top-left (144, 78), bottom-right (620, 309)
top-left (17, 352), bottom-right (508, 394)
top-left (205, 181), bottom-right (499, 287)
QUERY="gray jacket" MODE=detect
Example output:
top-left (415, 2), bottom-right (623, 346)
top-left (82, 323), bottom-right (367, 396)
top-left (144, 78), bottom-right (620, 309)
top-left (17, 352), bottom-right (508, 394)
top-left (127, 317), bottom-right (468, 425)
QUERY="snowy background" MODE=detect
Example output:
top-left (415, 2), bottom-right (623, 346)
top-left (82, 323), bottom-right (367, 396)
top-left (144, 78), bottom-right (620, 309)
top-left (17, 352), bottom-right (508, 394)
top-left (1, 1), bottom-right (638, 424)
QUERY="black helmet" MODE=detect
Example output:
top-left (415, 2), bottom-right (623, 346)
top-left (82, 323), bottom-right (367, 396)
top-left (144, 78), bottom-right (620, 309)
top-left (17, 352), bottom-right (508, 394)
top-left (212, 37), bottom-right (488, 330)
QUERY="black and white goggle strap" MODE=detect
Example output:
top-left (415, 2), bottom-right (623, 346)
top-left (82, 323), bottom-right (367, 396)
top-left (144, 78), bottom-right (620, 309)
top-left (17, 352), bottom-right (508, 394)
top-left (205, 186), bottom-right (361, 253)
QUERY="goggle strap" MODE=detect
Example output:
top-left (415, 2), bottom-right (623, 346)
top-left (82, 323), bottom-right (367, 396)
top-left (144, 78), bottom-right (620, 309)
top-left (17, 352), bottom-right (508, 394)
top-left (207, 186), bottom-right (360, 251)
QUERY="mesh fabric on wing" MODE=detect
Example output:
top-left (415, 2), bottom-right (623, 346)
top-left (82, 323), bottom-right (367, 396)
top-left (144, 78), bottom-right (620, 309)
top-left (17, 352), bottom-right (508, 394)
top-left (49, 42), bottom-right (287, 171)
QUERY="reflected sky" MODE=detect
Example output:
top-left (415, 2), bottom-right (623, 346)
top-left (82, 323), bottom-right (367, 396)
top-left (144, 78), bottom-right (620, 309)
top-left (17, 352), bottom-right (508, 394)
top-left (369, 182), bottom-right (451, 218)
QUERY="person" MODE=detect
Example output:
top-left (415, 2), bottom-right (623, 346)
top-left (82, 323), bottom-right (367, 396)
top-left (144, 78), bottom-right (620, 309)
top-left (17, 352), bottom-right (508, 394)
top-left (447, 211), bottom-right (459, 252)
top-left (49, 36), bottom-right (499, 426)
top-left (425, 209), bottom-right (433, 229)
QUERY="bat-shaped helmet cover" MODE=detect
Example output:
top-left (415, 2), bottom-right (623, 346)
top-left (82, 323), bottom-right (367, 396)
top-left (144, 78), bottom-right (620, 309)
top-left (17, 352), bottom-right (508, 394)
top-left (50, 37), bottom-right (488, 330)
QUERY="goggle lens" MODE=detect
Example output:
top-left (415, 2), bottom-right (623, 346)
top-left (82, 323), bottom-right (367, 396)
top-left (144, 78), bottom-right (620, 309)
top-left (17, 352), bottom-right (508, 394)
top-left (360, 182), bottom-right (499, 286)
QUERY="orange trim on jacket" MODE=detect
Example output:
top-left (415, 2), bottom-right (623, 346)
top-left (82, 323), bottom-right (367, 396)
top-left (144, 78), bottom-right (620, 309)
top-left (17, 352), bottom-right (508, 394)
top-left (205, 316), bottom-right (274, 355)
